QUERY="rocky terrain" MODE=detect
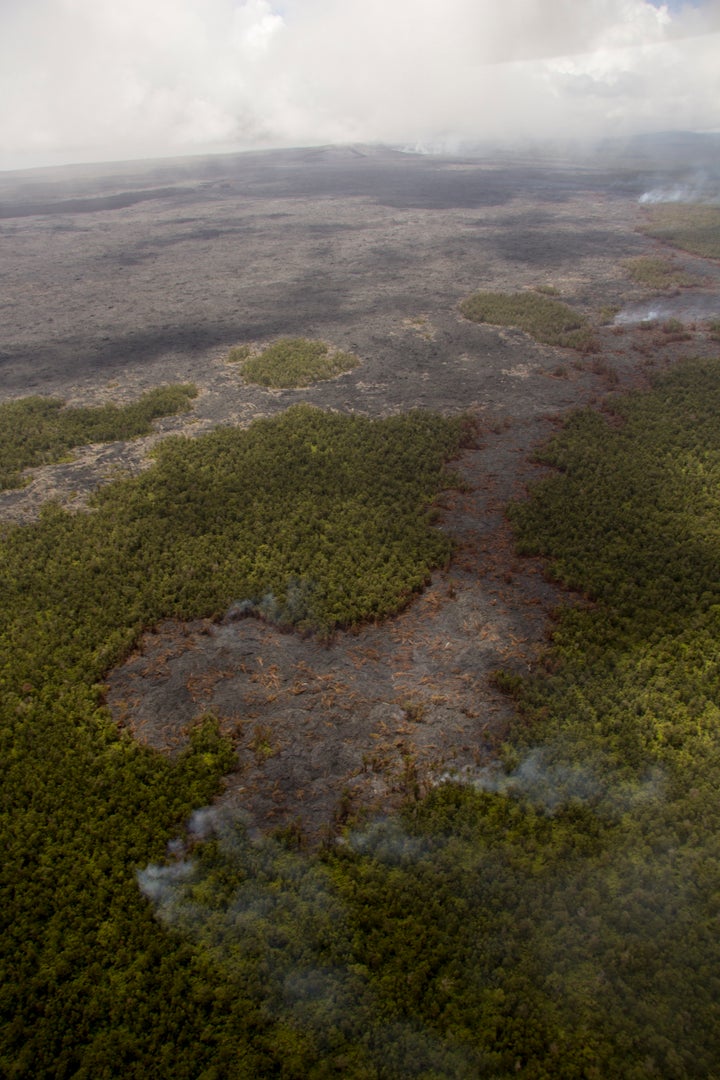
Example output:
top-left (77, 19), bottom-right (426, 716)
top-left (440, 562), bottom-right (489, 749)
top-left (2, 141), bottom-right (719, 839)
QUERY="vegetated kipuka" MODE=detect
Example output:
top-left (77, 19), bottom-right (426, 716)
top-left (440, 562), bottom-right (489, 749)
top-left (459, 290), bottom-right (595, 350)
top-left (621, 254), bottom-right (702, 291)
top-left (228, 336), bottom-right (359, 388)
top-left (0, 384), bottom-right (197, 490)
top-left (640, 202), bottom-right (720, 259)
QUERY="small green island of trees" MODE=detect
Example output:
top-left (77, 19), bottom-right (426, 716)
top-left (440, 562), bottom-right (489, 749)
top-left (228, 337), bottom-right (359, 388)
top-left (459, 291), bottom-right (594, 350)
top-left (4, 356), bottom-right (720, 1076)
top-left (640, 202), bottom-right (720, 260)
top-left (0, 385), bottom-right (197, 490)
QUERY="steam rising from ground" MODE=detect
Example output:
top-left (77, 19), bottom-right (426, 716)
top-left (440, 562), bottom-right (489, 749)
top-left (639, 177), bottom-right (720, 203)
top-left (614, 293), bottom-right (720, 323)
top-left (134, 751), bottom-right (716, 1072)
top-left (455, 747), bottom-right (665, 814)
top-left (2, 0), bottom-right (720, 169)
top-left (138, 804), bottom-right (355, 1018)
top-left (137, 804), bottom-right (476, 1074)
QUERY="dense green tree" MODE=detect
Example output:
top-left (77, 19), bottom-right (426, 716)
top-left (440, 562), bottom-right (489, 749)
top-left (0, 385), bottom-right (197, 489)
top-left (6, 359), bottom-right (720, 1076)
top-left (0, 405), bottom-right (469, 1077)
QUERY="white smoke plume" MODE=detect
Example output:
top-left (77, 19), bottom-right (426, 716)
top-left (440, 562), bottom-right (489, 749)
top-left (136, 806), bottom-right (476, 1073)
top-left (444, 747), bottom-right (665, 816)
top-left (640, 185), bottom-right (701, 203)
top-left (614, 295), bottom-right (720, 324)
top-left (2, 0), bottom-right (720, 170)
top-left (639, 175), bottom-right (720, 203)
top-left (133, 758), bottom-right (680, 1072)
top-left (136, 858), bottom-right (196, 917)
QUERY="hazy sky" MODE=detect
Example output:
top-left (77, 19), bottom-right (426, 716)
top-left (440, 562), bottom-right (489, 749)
top-left (1, 0), bottom-right (719, 171)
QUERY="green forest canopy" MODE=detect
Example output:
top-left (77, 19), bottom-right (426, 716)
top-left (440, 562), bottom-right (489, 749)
top-left (5, 358), bottom-right (720, 1076)
top-left (640, 203), bottom-right (720, 259)
top-left (229, 337), bottom-right (359, 388)
top-left (621, 254), bottom-right (701, 290)
top-left (0, 384), bottom-right (197, 490)
top-left (459, 291), bottom-right (594, 350)
top-left (156, 357), bottom-right (720, 1078)
top-left (0, 404), bottom-right (469, 1077)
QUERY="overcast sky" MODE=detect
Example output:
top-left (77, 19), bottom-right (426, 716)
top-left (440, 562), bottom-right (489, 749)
top-left (1, 0), bottom-right (719, 171)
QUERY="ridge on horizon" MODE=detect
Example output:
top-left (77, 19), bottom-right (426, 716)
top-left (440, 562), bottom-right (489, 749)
top-left (2, 128), bottom-right (720, 183)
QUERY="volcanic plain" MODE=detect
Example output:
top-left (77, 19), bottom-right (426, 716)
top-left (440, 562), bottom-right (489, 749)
top-left (2, 141), bottom-right (719, 839)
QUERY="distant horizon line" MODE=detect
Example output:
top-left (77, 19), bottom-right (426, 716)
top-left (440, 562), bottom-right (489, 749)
top-left (2, 127), bottom-right (720, 179)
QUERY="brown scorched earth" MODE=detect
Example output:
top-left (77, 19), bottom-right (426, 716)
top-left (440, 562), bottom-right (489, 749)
top-left (2, 142), bottom-right (719, 840)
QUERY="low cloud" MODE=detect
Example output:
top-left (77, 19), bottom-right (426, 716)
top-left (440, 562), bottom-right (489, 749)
top-left (2, 1), bottom-right (718, 170)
